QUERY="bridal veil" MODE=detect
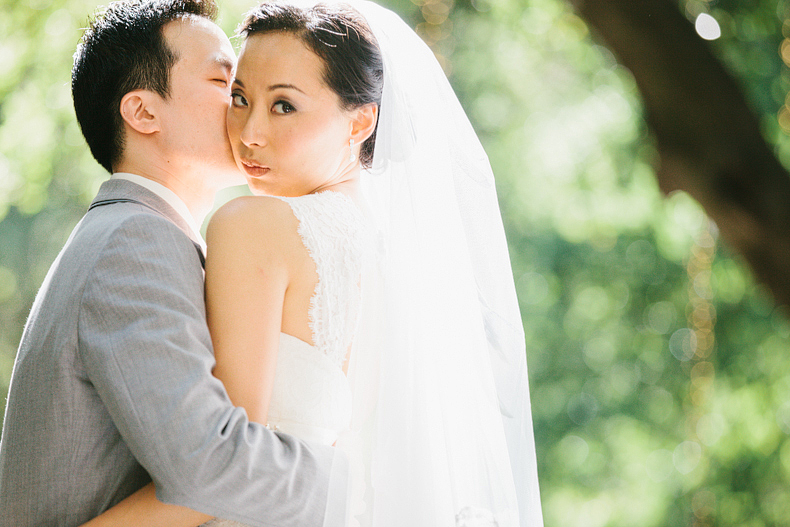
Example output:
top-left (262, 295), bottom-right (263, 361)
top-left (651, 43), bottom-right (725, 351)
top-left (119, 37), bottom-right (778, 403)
top-left (310, 2), bottom-right (545, 525)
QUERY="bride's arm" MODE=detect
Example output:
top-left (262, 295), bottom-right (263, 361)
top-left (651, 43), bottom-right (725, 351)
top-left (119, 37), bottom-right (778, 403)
top-left (79, 484), bottom-right (212, 527)
top-left (204, 196), bottom-right (294, 423)
top-left (80, 197), bottom-right (293, 526)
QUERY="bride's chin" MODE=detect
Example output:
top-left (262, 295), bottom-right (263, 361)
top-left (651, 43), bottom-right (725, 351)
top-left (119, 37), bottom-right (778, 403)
top-left (245, 178), bottom-right (275, 196)
top-left (246, 181), bottom-right (294, 198)
top-left (245, 174), bottom-right (310, 198)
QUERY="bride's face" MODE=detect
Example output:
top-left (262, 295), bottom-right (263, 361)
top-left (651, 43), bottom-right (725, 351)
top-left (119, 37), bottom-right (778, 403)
top-left (227, 32), bottom-right (355, 197)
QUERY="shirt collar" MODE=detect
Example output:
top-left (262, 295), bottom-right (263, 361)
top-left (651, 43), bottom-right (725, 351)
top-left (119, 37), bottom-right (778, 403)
top-left (111, 172), bottom-right (206, 250)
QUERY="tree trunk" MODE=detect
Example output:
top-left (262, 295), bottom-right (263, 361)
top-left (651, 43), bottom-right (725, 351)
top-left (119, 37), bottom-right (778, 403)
top-left (570, 0), bottom-right (790, 306)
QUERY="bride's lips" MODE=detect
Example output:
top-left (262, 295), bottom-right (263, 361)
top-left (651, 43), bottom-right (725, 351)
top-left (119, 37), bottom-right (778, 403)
top-left (240, 159), bottom-right (270, 178)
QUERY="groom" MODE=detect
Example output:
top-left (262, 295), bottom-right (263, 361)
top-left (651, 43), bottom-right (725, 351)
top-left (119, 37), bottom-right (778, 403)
top-left (0, 1), bottom-right (347, 525)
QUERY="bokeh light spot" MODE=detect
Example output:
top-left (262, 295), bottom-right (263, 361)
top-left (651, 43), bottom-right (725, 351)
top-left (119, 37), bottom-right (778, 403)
top-left (669, 328), bottom-right (698, 361)
top-left (695, 13), bottom-right (721, 41)
top-left (673, 441), bottom-right (702, 474)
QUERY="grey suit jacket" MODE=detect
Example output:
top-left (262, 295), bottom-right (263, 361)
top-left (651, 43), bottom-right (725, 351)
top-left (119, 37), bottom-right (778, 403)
top-left (0, 179), bottom-right (347, 526)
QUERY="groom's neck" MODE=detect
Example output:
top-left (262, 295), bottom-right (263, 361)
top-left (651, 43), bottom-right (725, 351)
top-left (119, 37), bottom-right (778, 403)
top-left (114, 159), bottom-right (217, 226)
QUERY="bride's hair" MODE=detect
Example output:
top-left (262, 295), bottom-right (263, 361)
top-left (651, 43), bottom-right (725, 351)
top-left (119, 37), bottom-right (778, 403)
top-left (240, 2), bottom-right (383, 168)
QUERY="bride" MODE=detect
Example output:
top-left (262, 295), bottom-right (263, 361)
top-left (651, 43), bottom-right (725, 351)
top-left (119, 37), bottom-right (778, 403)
top-left (84, 1), bottom-right (542, 526)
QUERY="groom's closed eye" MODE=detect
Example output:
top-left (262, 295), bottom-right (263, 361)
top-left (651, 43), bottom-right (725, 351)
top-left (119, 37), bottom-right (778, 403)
top-left (211, 56), bottom-right (234, 86)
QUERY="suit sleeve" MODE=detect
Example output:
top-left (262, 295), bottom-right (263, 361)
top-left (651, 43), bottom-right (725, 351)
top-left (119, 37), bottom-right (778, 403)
top-left (77, 213), bottom-right (348, 526)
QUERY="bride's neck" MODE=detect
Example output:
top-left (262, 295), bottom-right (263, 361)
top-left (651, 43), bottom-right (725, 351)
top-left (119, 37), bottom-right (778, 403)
top-left (310, 166), bottom-right (361, 197)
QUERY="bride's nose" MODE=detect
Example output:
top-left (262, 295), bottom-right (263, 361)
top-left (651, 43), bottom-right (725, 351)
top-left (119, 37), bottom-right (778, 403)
top-left (239, 111), bottom-right (268, 148)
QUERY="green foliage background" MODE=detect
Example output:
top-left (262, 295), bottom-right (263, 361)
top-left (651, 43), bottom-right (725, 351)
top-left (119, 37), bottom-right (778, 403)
top-left (2, 0), bottom-right (790, 525)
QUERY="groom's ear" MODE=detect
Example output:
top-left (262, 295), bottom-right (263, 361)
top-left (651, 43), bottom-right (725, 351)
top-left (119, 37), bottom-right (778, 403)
top-left (119, 90), bottom-right (161, 135)
top-left (350, 103), bottom-right (379, 144)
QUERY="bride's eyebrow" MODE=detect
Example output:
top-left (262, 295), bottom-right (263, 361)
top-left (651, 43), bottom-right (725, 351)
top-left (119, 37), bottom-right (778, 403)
top-left (230, 79), bottom-right (304, 95)
top-left (268, 83), bottom-right (305, 94)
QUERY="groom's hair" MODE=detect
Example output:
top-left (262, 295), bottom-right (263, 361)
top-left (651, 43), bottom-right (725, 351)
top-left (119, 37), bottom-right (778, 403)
top-left (240, 2), bottom-right (383, 168)
top-left (72, 0), bottom-right (219, 173)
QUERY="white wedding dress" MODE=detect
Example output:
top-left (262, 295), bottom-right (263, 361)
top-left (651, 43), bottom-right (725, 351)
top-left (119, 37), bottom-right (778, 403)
top-left (202, 190), bottom-right (370, 527)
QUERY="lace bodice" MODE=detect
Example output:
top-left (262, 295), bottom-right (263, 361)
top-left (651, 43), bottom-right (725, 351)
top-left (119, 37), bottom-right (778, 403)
top-left (276, 191), bottom-right (369, 368)
top-left (264, 190), bottom-right (369, 443)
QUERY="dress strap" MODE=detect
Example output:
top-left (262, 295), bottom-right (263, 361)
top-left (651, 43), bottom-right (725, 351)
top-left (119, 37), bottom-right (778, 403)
top-left (275, 191), bottom-right (369, 368)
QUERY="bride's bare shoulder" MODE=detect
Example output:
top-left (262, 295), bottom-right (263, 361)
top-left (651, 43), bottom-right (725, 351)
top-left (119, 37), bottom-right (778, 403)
top-left (206, 195), bottom-right (300, 248)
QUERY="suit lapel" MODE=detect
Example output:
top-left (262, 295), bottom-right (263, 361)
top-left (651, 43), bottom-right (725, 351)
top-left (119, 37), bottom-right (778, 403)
top-left (89, 178), bottom-right (206, 267)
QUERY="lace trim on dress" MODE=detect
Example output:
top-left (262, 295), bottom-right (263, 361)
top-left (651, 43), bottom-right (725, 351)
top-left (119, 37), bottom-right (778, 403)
top-left (275, 191), bottom-right (368, 368)
top-left (455, 506), bottom-right (499, 527)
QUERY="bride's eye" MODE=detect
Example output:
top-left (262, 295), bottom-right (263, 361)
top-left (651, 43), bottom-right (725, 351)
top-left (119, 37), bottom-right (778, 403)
top-left (231, 92), bottom-right (248, 108)
top-left (272, 100), bottom-right (295, 114)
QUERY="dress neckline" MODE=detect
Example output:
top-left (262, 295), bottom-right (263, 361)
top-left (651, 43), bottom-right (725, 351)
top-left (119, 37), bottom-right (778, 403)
top-left (275, 189), bottom-right (363, 214)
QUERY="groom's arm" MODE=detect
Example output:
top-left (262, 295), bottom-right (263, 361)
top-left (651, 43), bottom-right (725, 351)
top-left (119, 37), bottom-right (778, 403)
top-left (77, 211), bottom-right (348, 526)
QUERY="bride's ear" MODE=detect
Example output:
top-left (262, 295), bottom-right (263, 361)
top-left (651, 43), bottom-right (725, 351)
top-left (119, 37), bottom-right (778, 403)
top-left (120, 90), bottom-right (161, 135)
top-left (350, 103), bottom-right (379, 144)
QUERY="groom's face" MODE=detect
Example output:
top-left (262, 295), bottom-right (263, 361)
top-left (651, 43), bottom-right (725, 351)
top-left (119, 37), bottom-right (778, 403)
top-left (155, 17), bottom-right (244, 187)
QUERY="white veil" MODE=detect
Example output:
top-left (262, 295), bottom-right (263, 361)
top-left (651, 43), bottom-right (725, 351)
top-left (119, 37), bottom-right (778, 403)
top-left (328, 2), bottom-right (544, 526)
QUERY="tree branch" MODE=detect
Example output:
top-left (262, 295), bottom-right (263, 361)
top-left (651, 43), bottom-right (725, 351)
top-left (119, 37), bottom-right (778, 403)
top-left (570, 0), bottom-right (790, 306)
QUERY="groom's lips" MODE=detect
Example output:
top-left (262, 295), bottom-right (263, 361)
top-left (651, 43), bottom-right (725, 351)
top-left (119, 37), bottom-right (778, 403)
top-left (241, 160), bottom-right (270, 178)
